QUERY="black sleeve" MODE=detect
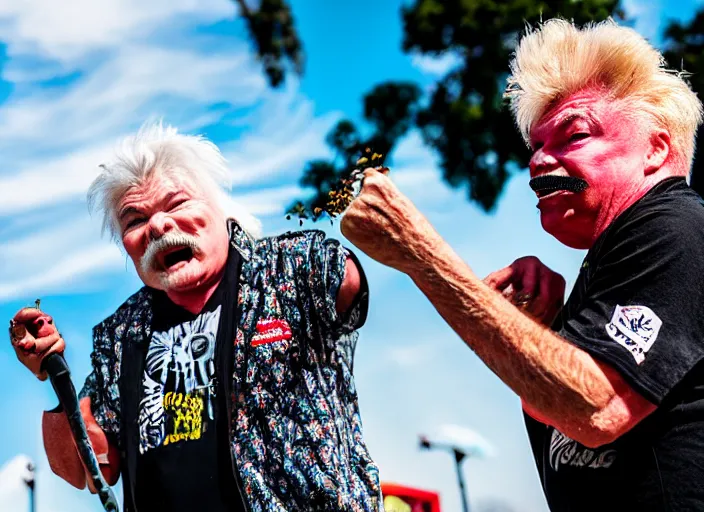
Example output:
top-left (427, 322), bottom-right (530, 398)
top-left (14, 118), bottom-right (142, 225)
top-left (559, 207), bottom-right (704, 404)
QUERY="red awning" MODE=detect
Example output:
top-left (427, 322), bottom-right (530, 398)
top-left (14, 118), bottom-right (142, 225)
top-left (381, 482), bottom-right (442, 512)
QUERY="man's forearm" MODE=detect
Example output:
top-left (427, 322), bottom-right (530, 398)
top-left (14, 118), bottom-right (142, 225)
top-left (43, 397), bottom-right (120, 490)
top-left (404, 233), bottom-right (619, 442)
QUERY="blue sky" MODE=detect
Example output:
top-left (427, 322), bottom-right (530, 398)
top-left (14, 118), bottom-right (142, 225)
top-left (0, 1), bottom-right (702, 511)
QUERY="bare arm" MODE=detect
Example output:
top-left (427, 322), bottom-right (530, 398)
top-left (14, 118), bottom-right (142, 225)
top-left (341, 170), bottom-right (655, 447)
top-left (43, 397), bottom-right (121, 491)
top-left (10, 308), bottom-right (121, 490)
top-left (409, 232), bottom-right (655, 446)
top-left (336, 257), bottom-right (361, 314)
top-left (406, 229), bottom-right (655, 447)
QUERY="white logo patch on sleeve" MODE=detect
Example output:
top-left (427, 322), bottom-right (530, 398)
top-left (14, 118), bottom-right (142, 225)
top-left (605, 305), bottom-right (662, 364)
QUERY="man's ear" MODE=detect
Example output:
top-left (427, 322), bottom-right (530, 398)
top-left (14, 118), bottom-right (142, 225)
top-left (645, 130), bottom-right (671, 175)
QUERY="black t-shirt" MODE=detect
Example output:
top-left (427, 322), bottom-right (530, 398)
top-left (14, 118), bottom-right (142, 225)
top-left (134, 247), bottom-right (244, 511)
top-left (525, 178), bottom-right (704, 511)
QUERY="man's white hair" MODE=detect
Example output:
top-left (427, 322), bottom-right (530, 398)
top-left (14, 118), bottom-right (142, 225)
top-left (87, 121), bottom-right (263, 242)
top-left (505, 18), bottom-right (704, 173)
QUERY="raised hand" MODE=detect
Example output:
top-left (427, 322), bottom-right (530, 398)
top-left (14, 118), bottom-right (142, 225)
top-left (10, 305), bottom-right (65, 380)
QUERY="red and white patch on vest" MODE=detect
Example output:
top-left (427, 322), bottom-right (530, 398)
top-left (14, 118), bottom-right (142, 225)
top-left (251, 317), bottom-right (293, 347)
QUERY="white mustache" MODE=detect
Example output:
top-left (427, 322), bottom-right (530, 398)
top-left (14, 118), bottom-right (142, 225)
top-left (140, 231), bottom-right (200, 274)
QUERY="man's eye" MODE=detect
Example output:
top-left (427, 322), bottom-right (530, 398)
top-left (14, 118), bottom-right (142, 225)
top-left (126, 218), bottom-right (145, 229)
top-left (170, 199), bottom-right (187, 210)
top-left (569, 133), bottom-right (589, 142)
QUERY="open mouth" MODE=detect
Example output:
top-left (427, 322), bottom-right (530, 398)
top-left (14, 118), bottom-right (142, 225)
top-left (160, 246), bottom-right (194, 270)
top-left (529, 175), bottom-right (588, 198)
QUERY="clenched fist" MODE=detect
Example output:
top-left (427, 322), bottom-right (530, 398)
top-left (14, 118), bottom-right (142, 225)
top-left (10, 307), bottom-right (65, 381)
top-left (341, 169), bottom-right (437, 273)
top-left (484, 256), bottom-right (566, 326)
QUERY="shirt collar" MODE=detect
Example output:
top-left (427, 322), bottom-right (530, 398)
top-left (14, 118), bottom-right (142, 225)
top-left (227, 219), bottom-right (254, 261)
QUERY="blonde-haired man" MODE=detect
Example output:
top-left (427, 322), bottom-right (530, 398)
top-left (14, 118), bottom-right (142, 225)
top-left (342, 19), bottom-right (704, 511)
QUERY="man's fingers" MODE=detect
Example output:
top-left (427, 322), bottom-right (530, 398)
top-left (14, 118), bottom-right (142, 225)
top-left (23, 332), bottom-right (62, 354)
top-left (13, 308), bottom-right (44, 324)
top-left (514, 261), bottom-right (538, 304)
top-left (526, 269), bottom-right (552, 318)
top-left (11, 311), bottom-right (57, 344)
top-left (544, 276), bottom-right (566, 325)
top-left (362, 167), bottom-right (385, 179)
top-left (359, 168), bottom-right (381, 191)
top-left (40, 334), bottom-right (65, 355)
top-left (484, 266), bottom-right (515, 290)
top-left (543, 299), bottom-right (563, 327)
top-left (502, 283), bottom-right (516, 300)
top-left (551, 273), bottom-right (567, 299)
top-left (10, 307), bottom-right (64, 380)
top-left (12, 334), bottom-right (64, 381)
top-left (360, 167), bottom-right (398, 199)
top-left (41, 336), bottom-right (66, 360)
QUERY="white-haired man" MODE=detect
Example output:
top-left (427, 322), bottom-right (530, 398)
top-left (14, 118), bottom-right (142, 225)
top-left (341, 19), bottom-right (704, 511)
top-left (10, 123), bottom-right (382, 511)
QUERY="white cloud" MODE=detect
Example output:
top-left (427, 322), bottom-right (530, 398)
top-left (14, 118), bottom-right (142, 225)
top-left (391, 130), bottom-right (436, 167)
top-left (0, 455), bottom-right (34, 511)
top-left (0, 181), bottom-right (310, 303)
top-left (0, 0), bottom-right (235, 62)
top-left (233, 185), bottom-right (305, 217)
top-left (223, 91), bottom-right (340, 186)
top-left (0, 45), bottom-right (266, 157)
top-left (0, 0), bottom-right (337, 303)
top-left (0, 243), bottom-right (124, 302)
top-left (383, 131), bottom-right (464, 208)
top-left (385, 344), bottom-right (434, 368)
top-left (433, 424), bottom-right (497, 458)
top-left (411, 52), bottom-right (463, 76)
top-left (0, 144), bottom-right (113, 215)
top-left (0, 452), bottom-right (108, 512)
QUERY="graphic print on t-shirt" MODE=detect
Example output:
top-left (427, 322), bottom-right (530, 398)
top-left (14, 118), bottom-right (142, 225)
top-left (138, 306), bottom-right (221, 453)
top-left (548, 429), bottom-right (617, 471)
top-left (604, 304), bottom-right (662, 364)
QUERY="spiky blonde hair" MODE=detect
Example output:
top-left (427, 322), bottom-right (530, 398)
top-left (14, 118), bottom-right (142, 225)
top-left (505, 18), bottom-right (703, 172)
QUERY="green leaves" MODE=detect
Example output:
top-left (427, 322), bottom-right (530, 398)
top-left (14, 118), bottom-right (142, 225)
top-left (293, 0), bottom-right (621, 214)
top-left (663, 10), bottom-right (704, 196)
top-left (234, 0), bottom-right (304, 88)
top-left (289, 82), bottom-right (420, 224)
top-left (286, 148), bottom-right (389, 225)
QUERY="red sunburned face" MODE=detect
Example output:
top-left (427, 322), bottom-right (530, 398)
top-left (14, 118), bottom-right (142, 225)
top-left (118, 172), bottom-right (229, 294)
top-left (528, 89), bottom-right (660, 249)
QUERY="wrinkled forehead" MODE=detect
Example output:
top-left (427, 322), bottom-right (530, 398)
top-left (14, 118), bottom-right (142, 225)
top-left (529, 91), bottom-right (610, 144)
top-left (118, 170), bottom-right (201, 207)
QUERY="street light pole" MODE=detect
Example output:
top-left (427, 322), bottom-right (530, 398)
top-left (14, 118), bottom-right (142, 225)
top-left (27, 476), bottom-right (35, 512)
top-left (22, 460), bottom-right (35, 512)
top-left (420, 436), bottom-right (471, 512)
top-left (453, 449), bottom-right (470, 512)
